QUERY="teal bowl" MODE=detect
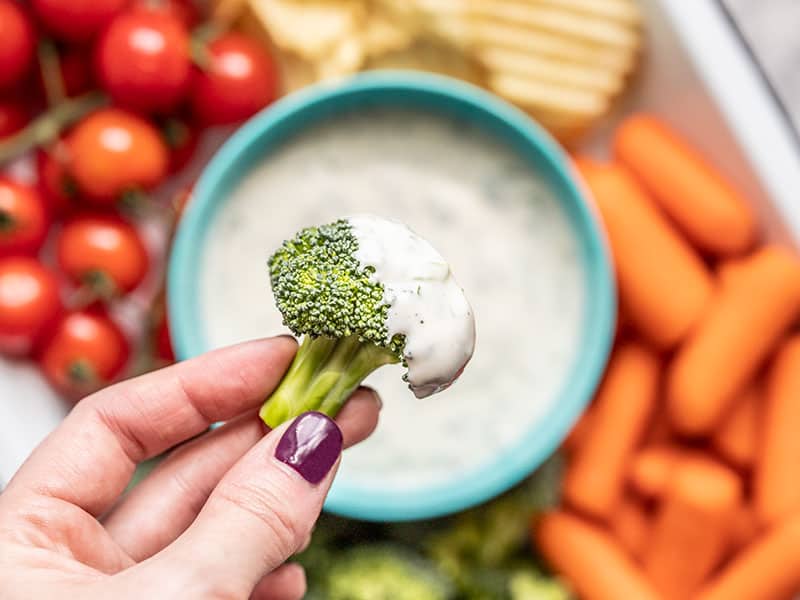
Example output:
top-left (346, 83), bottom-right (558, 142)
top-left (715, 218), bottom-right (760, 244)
top-left (168, 71), bottom-right (616, 522)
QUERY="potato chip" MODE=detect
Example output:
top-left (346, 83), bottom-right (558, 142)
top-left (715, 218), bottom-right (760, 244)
top-left (248, 0), bottom-right (365, 59)
top-left (222, 0), bottom-right (643, 142)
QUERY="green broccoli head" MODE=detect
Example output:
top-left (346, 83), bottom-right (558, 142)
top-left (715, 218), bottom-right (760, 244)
top-left (259, 215), bottom-right (474, 427)
top-left (268, 219), bottom-right (404, 356)
top-left (323, 545), bottom-right (455, 600)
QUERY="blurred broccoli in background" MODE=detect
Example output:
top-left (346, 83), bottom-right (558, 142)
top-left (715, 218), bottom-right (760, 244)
top-left (324, 545), bottom-right (455, 600)
top-left (297, 455), bottom-right (572, 600)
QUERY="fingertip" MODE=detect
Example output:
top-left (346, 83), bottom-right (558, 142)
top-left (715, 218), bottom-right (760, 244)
top-left (250, 563), bottom-right (307, 600)
top-left (272, 334), bottom-right (299, 349)
top-left (360, 386), bottom-right (383, 410)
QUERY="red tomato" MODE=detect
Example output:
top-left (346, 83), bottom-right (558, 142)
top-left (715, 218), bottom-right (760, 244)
top-left (138, 0), bottom-right (199, 28)
top-left (96, 8), bottom-right (191, 113)
top-left (67, 108), bottom-right (169, 205)
top-left (161, 116), bottom-right (199, 172)
top-left (191, 33), bottom-right (279, 125)
top-left (0, 1), bottom-right (35, 89)
top-left (36, 46), bottom-right (94, 99)
top-left (57, 215), bottom-right (149, 296)
top-left (0, 97), bottom-right (28, 138)
top-left (36, 142), bottom-right (77, 215)
top-left (39, 309), bottom-right (129, 398)
top-left (31, 0), bottom-right (130, 43)
top-left (0, 257), bottom-right (62, 356)
top-left (0, 179), bottom-right (49, 257)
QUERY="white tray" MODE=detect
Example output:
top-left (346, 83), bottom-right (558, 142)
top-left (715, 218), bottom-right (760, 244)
top-left (2, 0), bottom-right (800, 486)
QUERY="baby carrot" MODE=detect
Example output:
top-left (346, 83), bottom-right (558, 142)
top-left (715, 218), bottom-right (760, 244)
top-left (755, 335), bottom-right (800, 526)
top-left (628, 444), bottom-right (681, 500)
top-left (575, 158), bottom-right (713, 349)
top-left (563, 342), bottom-right (660, 518)
top-left (642, 400), bottom-right (674, 446)
top-left (536, 511), bottom-right (661, 600)
top-left (614, 114), bottom-right (757, 256)
top-left (644, 455), bottom-right (742, 600)
top-left (712, 385), bottom-right (761, 470)
top-left (729, 503), bottom-right (760, 553)
top-left (610, 496), bottom-right (650, 559)
top-left (667, 246), bottom-right (800, 435)
top-left (563, 406), bottom-right (594, 455)
top-left (696, 513), bottom-right (800, 600)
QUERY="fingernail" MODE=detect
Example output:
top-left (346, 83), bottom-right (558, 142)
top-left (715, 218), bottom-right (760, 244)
top-left (275, 412), bottom-right (342, 484)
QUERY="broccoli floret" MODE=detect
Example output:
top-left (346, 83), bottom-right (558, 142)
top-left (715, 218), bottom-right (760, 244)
top-left (260, 216), bottom-right (474, 427)
top-left (426, 457), bottom-right (566, 598)
top-left (322, 544), bottom-right (455, 600)
top-left (428, 456), bottom-right (565, 573)
top-left (508, 568), bottom-right (573, 600)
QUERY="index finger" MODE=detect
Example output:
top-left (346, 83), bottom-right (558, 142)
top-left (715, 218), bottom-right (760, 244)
top-left (6, 336), bottom-right (297, 516)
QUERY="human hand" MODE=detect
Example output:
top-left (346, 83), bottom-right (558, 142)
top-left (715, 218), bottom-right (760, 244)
top-left (0, 337), bottom-right (381, 599)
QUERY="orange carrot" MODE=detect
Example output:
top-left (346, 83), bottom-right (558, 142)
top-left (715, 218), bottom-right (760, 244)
top-left (667, 246), bottom-right (800, 435)
top-left (712, 385), bottom-right (761, 470)
top-left (536, 511), bottom-right (662, 600)
top-left (628, 444), bottom-right (682, 500)
top-left (563, 406), bottom-right (594, 455)
top-left (614, 114), bottom-right (757, 256)
top-left (718, 257), bottom-right (749, 287)
top-left (756, 335), bottom-right (800, 526)
top-left (644, 455), bottom-right (742, 600)
top-left (729, 503), bottom-right (760, 553)
top-left (696, 513), bottom-right (800, 600)
top-left (642, 399), bottom-right (674, 446)
top-left (610, 496), bottom-right (650, 559)
top-left (575, 158), bottom-right (713, 349)
top-left (563, 342), bottom-right (660, 518)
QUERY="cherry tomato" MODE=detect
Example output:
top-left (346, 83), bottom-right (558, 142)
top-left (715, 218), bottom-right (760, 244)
top-left (57, 215), bottom-right (149, 296)
top-left (67, 108), bottom-right (169, 205)
top-left (0, 257), bottom-right (62, 356)
top-left (0, 179), bottom-right (49, 257)
top-left (161, 116), bottom-right (198, 172)
top-left (191, 33), bottom-right (279, 125)
top-left (138, 0), bottom-right (199, 28)
top-left (0, 97), bottom-right (29, 138)
top-left (39, 309), bottom-right (129, 399)
top-left (36, 46), bottom-right (94, 99)
top-left (36, 142), bottom-right (77, 215)
top-left (0, 1), bottom-right (35, 90)
top-left (96, 8), bottom-right (191, 113)
top-left (31, 0), bottom-right (130, 43)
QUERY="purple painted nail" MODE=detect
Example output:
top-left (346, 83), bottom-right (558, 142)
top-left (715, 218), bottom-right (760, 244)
top-left (275, 412), bottom-right (342, 484)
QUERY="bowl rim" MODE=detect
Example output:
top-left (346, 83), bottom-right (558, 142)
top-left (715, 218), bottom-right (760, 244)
top-left (168, 70), bottom-right (616, 522)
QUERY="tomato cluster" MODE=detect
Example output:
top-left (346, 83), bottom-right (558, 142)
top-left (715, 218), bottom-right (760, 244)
top-left (0, 0), bottom-right (279, 400)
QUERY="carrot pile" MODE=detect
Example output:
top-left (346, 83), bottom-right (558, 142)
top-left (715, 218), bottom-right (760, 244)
top-left (535, 113), bottom-right (800, 600)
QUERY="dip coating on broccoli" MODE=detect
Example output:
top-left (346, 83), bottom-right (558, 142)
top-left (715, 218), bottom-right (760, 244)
top-left (260, 215), bottom-right (475, 427)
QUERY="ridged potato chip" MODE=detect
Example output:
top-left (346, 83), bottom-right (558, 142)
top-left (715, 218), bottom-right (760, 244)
top-left (219, 0), bottom-right (642, 142)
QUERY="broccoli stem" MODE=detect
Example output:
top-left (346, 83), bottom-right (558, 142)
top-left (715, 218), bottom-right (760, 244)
top-left (260, 334), bottom-right (399, 427)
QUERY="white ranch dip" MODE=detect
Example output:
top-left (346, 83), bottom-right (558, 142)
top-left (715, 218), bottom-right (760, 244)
top-left (348, 214), bottom-right (475, 398)
top-left (201, 109), bottom-right (585, 490)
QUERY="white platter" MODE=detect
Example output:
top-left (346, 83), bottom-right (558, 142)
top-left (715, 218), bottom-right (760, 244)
top-left (2, 0), bottom-right (800, 487)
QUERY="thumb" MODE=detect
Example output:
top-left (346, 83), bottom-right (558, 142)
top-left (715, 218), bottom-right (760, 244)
top-left (146, 411), bottom-right (342, 598)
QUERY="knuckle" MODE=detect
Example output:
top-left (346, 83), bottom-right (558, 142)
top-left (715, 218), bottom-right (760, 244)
top-left (215, 478), bottom-right (308, 558)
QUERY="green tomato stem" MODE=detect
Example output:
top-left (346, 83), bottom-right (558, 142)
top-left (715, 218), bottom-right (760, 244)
top-left (0, 92), bottom-right (108, 166)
